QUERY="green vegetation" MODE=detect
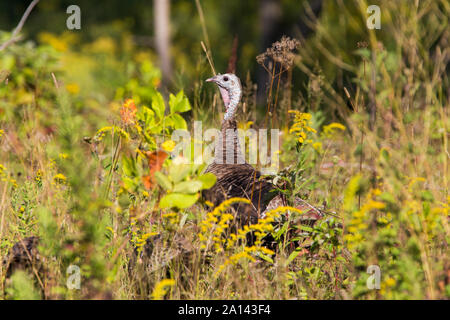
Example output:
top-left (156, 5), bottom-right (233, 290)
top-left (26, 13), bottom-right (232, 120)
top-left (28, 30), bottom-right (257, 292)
top-left (0, 0), bottom-right (448, 299)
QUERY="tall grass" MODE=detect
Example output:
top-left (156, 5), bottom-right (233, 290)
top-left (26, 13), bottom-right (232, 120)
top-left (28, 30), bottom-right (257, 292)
top-left (0, 0), bottom-right (448, 299)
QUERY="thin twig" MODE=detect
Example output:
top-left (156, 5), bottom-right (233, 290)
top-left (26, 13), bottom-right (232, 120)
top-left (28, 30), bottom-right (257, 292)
top-left (51, 72), bottom-right (59, 89)
top-left (196, 0), bottom-right (216, 76)
top-left (201, 41), bottom-right (216, 75)
top-left (195, 0), bottom-right (210, 52)
top-left (0, 0), bottom-right (40, 51)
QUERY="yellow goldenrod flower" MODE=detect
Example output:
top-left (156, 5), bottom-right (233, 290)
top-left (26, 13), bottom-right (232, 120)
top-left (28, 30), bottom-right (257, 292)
top-left (151, 279), bottom-right (176, 300)
top-left (53, 173), bottom-right (67, 182)
top-left (288, 110), bottom-right (316, 144)
top-left (65, 83), bottom-right (80, 95)
top-left (323, 122), bottom-right (346, 138)
top-left (312, 142), bottom-right (323, 153)
top-left (162, 140), bottom-right (176, 152)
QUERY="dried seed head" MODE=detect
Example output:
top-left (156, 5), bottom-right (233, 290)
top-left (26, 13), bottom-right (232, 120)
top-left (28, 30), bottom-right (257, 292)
top-left (257, 36), bottom-right (300, 70)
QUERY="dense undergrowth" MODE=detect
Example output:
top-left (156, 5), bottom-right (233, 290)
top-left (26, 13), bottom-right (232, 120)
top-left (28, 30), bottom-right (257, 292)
top-left (0, 0), bottom-right (448, 299)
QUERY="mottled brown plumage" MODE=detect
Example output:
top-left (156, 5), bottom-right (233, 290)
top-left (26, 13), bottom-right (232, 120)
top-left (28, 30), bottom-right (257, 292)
top-left (203, 73), bottom-right (323, 227)
top-left (202, 74), bottom-right (278, 223)
top-left (3, 236), bottom-right (41, 279)
top-left (2, 236), bottom-right (47, 298)
top-left (203, 118), bottom-right (276, 223)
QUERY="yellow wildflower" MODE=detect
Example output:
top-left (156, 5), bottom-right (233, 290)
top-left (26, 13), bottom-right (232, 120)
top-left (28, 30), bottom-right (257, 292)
top-left (288, 110), bottom-right (316, 144)
top-left (323, 122), bottom-right (346, 138)
top-left (65, 83), bottom-right (80, 95)
top-left (162, 140), bottom-right (176, 152)
top-left (53, 173), bottom-right (67, 183)
top-left (151, 279), bottom-right (175, 300)
top-left (312, 141), bottom-right (323, 153)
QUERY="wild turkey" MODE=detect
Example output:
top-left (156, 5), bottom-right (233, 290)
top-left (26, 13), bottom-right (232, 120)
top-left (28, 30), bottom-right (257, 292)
top-left (2, 236), bottom-right (45, 298)
top-left (202, 73), bottom-right (276, 224)
top-left (203, 73), bottom-right (323, 227)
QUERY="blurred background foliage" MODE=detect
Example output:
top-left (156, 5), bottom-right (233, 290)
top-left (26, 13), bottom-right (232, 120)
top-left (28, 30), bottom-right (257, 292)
top-left (0, 0), bottom-right (391, 109)
top-left (0, 0), bottom-right (448, 300)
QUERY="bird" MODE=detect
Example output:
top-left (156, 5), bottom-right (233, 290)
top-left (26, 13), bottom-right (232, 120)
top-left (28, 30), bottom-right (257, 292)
top-left (202, 73), bottom-right (323, 227)
top-left (202, 73), bottom-right (276, 225)
top-left (2, 236), bottom-right (45, 297)
top-left (3, 236), bottom-right (41, 278)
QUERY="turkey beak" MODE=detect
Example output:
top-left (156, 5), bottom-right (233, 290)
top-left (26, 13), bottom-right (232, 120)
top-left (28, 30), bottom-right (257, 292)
top-left (205, 75), bottom-right (219, 83)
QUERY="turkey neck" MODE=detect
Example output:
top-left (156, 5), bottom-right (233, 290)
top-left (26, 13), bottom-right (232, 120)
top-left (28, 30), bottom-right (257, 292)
top-left (214, 88), bottom-right (245, 164)
top-left (214, 118), bottom-right (245, 164)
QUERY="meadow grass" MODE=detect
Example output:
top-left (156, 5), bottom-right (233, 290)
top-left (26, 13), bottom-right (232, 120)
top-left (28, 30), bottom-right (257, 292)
top-left (0, 0), bottom-right (448, 299)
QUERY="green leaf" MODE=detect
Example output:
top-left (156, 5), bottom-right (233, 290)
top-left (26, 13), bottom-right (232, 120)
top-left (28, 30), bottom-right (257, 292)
top-left (151, 91), bottom-right (165, 119)
top-left (298, 225), bottom-right (314, 233)
top-left (173, 180), bottom-right (203, 193)
top-left (149, 123), bottom-right (164, 134)
top-left (380, 148), bottom-right (390, 161)
top-left (162, 116), bottom-right (175, 130)
top-left (159, 193), bottom-right (199, 209)
top-left (286, 248), bottom-right (302, 266)
top-left (257, 252), bottom-right (274, 264)
top-left (170, 113), bottom-right (187, 130)
top-left (169, 164), bottom-right (191, 183)
top-left (138, 106), bottom-right (155, 127)
top-left (169, 90), bottom-right (191, 114)
top-left (154, 171), bottom-right (172, 191)
top-left (122, 156), bottom-right (137, 177)
top-left (198, 173), bottom-right (217, 189)
top-left (122, 176), bottom-right (139, 191)
top-left (273, 221), bottom-right (289, 241)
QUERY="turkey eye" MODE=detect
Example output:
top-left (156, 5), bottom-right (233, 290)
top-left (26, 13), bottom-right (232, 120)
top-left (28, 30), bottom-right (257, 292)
top-left (223, 76), bottom-right (229, 81)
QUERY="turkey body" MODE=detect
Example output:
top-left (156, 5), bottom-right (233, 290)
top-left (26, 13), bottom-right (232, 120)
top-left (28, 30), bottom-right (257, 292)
top-left (202, 118), bottom-right (277, 224)
top-left (202, 73), bottom-right (322, 227)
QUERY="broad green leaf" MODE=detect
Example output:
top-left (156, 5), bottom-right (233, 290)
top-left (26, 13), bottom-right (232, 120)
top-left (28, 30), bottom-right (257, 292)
top-left (138, 106), bottom-right (155, 127)
top-left (159, 193), bottom-right (199, 209)
top-left (173, 180), bottom-right (203, 193)
top-left (170, 113), bottom-right (187, 130)
top-left (169, 164), bottom-right (191, 183)
top-left (169, 90), bottom-right (191, 114)
top-left (151, 91), bottom-right (165, 119)
top-left (149, 123), bottom-right (164, 134)
top-left (162, 116), bottom-right (175, 130)
top-left (154, 171), bottom-right (172, 191)
top-left (122, 176), bottom-right (138, 191)
top-left (198, 173), bottom-right (217, 189)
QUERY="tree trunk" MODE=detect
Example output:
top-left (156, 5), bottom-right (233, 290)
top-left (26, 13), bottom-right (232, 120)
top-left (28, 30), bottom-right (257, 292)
top-left (154, 0), bottom-right (172, 87)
